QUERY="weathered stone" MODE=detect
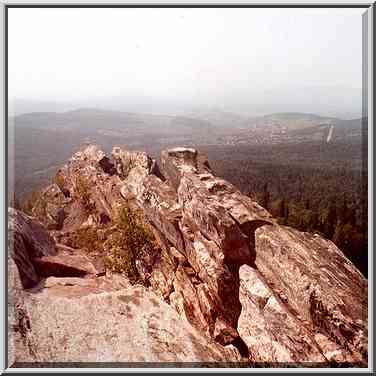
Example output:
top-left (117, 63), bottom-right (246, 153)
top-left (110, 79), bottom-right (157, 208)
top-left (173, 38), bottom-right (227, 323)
top-left (112, 146), bottom-right (154, 179)
top-left (253, 225), bottom-right (368, 362)
top-left (161, 147), bottom-right (198, 190)
top-left (178, 173), bottom-right (253, 266)
top-left (172, 265), bottom-right (209, 334)
top-left (238, 265), bottom-right (326, 363)
top-left (31, 184), bottom-right (69, 230)
top-left (8, 255), bottom-right (29, 367)
top-left (8, 208), bottom-right (57, 288)
top-left (59, 201), bottom-right (88, 231)
top-left (12, 285), bottom-right (240, 364)
top-left (147, 248), bottom-right (177, 300)
top-left (137, 175), bottom-right (185, 251)
top-left (8, 144), bottom-right (368, 366)
top-left (160, 147), bottom-right (213, 191)
top-left (33, 254), bottom-right (98, 278)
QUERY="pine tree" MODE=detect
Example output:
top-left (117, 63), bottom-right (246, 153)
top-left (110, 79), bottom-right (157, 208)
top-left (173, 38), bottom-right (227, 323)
top-left (327, 202), bottom-right (338, 240)
top-left (337, 193), bottom-right (348, 224)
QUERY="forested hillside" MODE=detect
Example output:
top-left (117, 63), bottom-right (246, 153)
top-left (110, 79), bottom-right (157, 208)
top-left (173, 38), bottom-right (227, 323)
top-left (203, 139), bottom-right (368, 277)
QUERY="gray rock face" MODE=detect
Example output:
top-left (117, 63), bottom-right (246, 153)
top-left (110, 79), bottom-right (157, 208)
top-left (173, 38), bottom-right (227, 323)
top-left (9, 144), bottom-right (368, 366)
top-left (8, 208), bottom-right (57, 288)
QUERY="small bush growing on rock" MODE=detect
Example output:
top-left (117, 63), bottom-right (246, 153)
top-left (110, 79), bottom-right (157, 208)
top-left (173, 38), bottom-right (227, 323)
top-left (74, 175), bottom-right (96, 215)
top-left (105, 206), bottom-right (156, 284)
top-left (53, 172), bottom-right (65, 190)
top-left (68, 226), bottom-right (106, 254)
top-left (21, 190), bottom-right (43, 216)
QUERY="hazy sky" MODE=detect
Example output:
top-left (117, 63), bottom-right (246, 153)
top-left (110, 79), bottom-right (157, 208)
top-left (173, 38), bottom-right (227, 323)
top-left (8, 7), bottom-right (365, 115)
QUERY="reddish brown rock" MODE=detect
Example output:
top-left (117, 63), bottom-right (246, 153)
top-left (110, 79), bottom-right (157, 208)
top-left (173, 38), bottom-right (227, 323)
top-left (33, 253), bottom-right (98, 278)
top-left (138, 175), bottom-right (185, 252)
top-left (8, 144), bottom-right (368, 366)
top-left (11, 282), bottom-right (241, 364)
top-left (253, 225), bottom-right (368, 362)
top-left (30, 184), bottom-right (69, 230)
top-left (8, 208), bottom-right (57, 288)
top-left (161, 147), bottom-right (199, 190)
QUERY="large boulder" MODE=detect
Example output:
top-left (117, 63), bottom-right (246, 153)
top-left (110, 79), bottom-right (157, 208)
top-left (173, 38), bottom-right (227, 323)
top-left (28, 146), bottom-right (130, 237)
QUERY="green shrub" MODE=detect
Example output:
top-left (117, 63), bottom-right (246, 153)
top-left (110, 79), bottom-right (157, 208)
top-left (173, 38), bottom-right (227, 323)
top-left (105, 206), bottom-right (156, 284)
top-left (53, 171), bottom-right (65, 190)
top-left (74, 175), bottom-right (96, 215)
top-left (21, 190), bottom-right (43, 216)
top-left (68, 226), bottom-right (106, 254)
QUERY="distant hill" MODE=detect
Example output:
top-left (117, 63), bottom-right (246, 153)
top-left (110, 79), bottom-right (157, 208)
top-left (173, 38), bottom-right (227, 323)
top-left (240, 113), bottom-right (366, 142)
top-left (184, 109), bottom-right (248, 132)
top-left (8, 109), bottom-right (366, 201)
top-left (10, 108), bottom-right (217, 137)
top-left (249, 112), bottom-right (339, 129)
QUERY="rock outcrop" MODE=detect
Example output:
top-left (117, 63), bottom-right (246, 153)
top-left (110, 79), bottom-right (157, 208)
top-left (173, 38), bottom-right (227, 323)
top-left (10, 276), bottom-right (240, 364)
top-left (8, 144), bottom-right (368, 367)
top-left (8, 208), bottom-right (240, 366)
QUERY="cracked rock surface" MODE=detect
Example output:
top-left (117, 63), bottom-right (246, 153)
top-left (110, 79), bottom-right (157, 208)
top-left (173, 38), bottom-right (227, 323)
top-left (8, 144), bottom-right (368, 367)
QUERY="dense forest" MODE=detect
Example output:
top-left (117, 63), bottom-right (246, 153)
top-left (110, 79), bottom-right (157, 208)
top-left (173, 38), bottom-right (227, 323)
top-left (202, 139), bottom-right (368, 277)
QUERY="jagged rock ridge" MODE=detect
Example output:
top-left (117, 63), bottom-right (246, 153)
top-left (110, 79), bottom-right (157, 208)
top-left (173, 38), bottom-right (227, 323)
top-left (8, 144), bottom-right (368, 366)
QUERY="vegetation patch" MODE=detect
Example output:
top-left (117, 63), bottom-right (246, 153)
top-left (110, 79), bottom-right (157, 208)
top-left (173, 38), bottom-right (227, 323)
top-left (105, 206), bottom-right (158, 285)
top-left (53, 171), bottom-right (65, 190)
top-left (21, 190), bottom-right (43, 216)
top-left (74, 175), bottom-right (96, 215)
top-left (67, 225), bottom-right (108, 254)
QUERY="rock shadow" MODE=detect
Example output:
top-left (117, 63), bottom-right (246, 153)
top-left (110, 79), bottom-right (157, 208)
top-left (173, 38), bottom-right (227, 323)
top-left (218, 219), bottom-right (272, 358)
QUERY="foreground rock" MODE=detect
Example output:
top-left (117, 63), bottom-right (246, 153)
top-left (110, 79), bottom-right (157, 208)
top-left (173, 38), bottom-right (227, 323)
top-left (8, 209), bottom-right (241, 365)
top-left (120, 146), bottom-right (368, 365)
top-left (253, 225), bottom-right (367, 361)
top-left (11, 144), bottom-right (368, 367)
top-left (11, 283), bottom-right (240, 364)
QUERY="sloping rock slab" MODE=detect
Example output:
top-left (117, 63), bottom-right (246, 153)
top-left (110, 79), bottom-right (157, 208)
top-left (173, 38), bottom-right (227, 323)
top-left (11, 285), bottom-right (242, 365)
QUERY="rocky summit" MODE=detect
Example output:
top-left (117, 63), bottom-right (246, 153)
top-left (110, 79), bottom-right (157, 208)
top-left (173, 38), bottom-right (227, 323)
top-left (8, 144), bottom-right (368, 367)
